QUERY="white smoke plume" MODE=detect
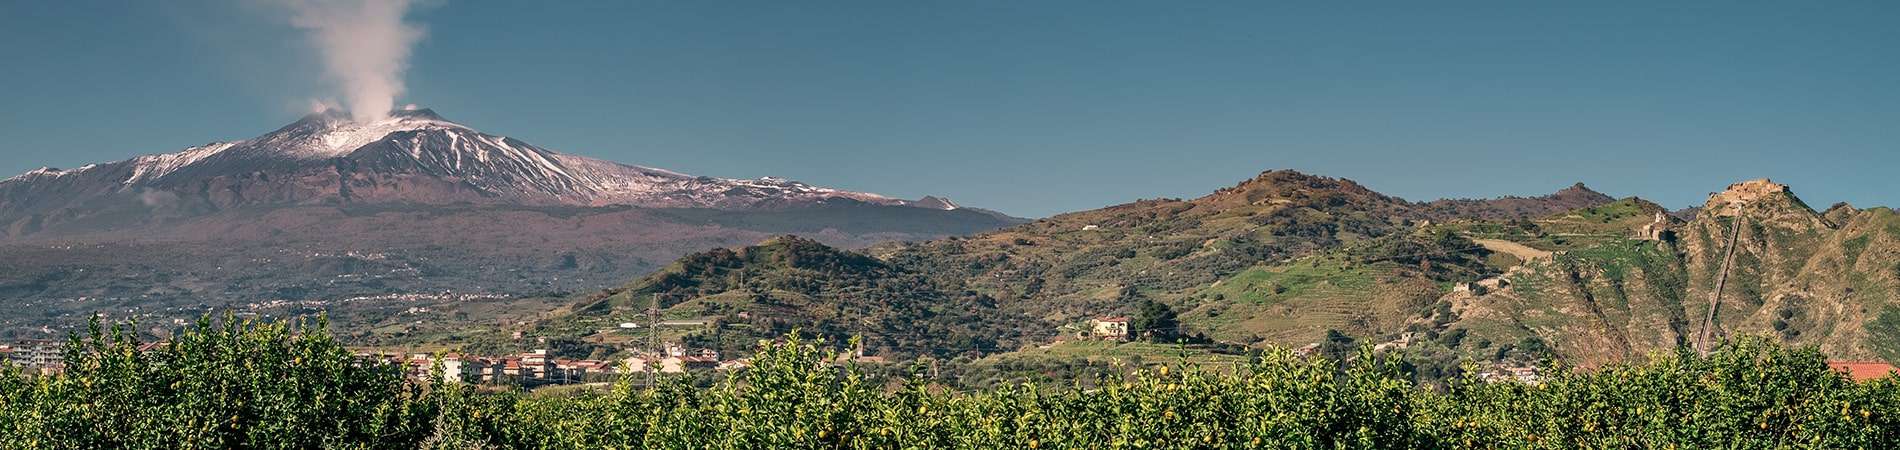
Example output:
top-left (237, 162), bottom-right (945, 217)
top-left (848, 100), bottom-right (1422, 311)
top-left (307, 98), bottom-right (342, 114)
top-left (138, 189), bottom-right (181, 209)
top-left (280, 0), bottom-right (425, 123)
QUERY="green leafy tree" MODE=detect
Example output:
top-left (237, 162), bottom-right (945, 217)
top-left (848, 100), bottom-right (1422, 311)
top-left (1130, 298), bottom-right (1180, 342)
top-left (4, 322), bottom-right (1898, 449)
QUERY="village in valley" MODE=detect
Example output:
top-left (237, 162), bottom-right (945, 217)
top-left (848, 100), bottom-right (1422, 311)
top-left (9, 307), bottom-right (1896, 388)
top-left (0, 333), bottom-right (749, 388)
top-left (385, 341), bottom-right (744, 387)
top-left (354, 317), bottom-right (766, 387)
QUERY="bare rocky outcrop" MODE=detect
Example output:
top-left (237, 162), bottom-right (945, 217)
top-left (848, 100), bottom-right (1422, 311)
top-left (1445, 178), bottom-right (1900, 365)
top-left (1696, 178), bottom-right (1831, 230)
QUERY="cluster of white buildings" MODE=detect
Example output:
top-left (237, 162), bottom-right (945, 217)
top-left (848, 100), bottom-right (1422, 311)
top-left (1475, 365), bottom-right (1542, 384)
top-left (0, 340), bottom-right (65, 375)
top-left (334, 291), bottom-right (510, 304)
top-left (377, 342), bottom-right (749, 386)
top-left (5, 336), bottom-right (749, 386)
top-left (1087, 317), bottom-right (1130, 340)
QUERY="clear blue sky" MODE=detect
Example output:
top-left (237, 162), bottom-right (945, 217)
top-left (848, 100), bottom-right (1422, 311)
top-left (3, 1), bottom-right (1896, 217)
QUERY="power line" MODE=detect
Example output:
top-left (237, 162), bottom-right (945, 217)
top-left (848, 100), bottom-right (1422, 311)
top-left (646, 293), bottom-right (659, 387)
top-left (1697, 215), bottom-right (1745, 354)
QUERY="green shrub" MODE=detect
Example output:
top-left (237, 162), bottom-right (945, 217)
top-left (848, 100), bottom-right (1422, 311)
top-left (0, 316), bottom-right (431, 449)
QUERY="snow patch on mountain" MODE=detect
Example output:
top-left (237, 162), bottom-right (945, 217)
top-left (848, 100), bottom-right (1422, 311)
top-left (4, 107), bottom-right (952, 212)
top-left (124, 142), bottom-right (238, 185)
top-left (5, 167), bottom-right (72, 183)
top-left (256, 109), bottom-right (469, 160)
top-left (4, 164), bottom-right (105, 183)
top-left (910, 196), bottom-right (961, 210)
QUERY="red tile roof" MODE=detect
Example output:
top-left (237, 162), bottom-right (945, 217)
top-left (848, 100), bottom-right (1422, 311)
top-left (1828, 361), bottom-right (1898, 382)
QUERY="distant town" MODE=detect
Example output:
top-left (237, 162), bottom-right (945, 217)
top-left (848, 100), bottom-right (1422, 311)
top-left (9, 332), bottom-right (1896, 387)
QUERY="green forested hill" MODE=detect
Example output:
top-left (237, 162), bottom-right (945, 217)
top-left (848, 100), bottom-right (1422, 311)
top-left (875, 171), bottom-right (1423, 322)
top-left (1177, 227), bottom-right (1495, 346)
top-left (529, 235), bottom-right (1046, 358)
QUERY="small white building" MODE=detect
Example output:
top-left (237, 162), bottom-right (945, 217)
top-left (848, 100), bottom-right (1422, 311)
top-left (622, 355), bottom-right (651, 374)
top-left (1089, 317), bottom-right (1130, 340)
top-left (439, 356), bottom-right (465, 384)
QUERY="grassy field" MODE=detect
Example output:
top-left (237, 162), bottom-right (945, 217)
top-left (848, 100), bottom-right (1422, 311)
top-left (1181, 255), bottom-right (1445, 346)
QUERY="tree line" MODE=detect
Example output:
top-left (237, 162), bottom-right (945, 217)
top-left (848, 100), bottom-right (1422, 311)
top-left (1, 317), bottom-right (1896, 449)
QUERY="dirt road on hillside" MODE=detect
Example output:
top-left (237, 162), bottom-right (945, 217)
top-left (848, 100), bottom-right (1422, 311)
top-left (1471, 238), bottom-right (1553, 260)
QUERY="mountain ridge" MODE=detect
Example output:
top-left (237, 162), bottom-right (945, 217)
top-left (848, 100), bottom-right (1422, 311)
top-left (0, 110), bottom-right (1025, 339)
top-left (1416, 182), bottom-right (1617, 221)
top-left (0, 108), bottom-right (994, 238)
top-left (511, 169), bottom-right (1900, 368)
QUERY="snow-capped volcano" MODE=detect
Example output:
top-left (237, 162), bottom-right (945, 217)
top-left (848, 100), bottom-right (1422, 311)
top-left (0, 108), bottom-right (1022, 319)
top-left (3, 108), bottom-right (953, 213)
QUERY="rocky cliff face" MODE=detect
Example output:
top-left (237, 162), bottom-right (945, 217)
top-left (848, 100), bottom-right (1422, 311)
top-left (1445, 178), bottom-right (1900, 365)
